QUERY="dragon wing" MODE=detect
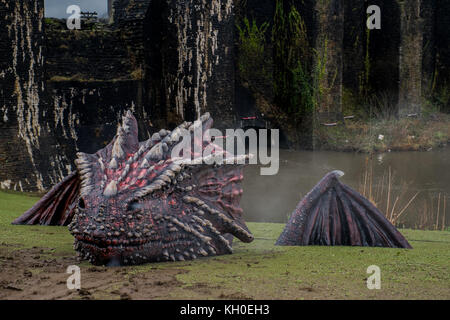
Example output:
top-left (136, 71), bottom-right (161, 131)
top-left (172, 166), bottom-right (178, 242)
top-left (276, 171), bottom-right (412, 248)
top-left (12, 172), bottom-right (80, 226)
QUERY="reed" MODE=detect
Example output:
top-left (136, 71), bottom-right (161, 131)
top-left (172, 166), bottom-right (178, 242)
top-left (358, 160), bottom-right (449, 230)
top-left (442, 197), bottom-right (447, 231)
top-left (436, 193), bottom-right (441, 230)
top-left (386, 167), bottom-right (391, 220)
top-left (416, 194), bottom-right (447, 231)
top-left (359, 160), bottom-right (419, 228)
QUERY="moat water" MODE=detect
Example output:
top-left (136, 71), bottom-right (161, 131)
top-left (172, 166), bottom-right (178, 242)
top-left (242, 147), bottom-right (450, 229)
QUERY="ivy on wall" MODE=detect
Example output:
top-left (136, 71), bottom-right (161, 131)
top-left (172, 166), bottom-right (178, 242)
top-left (272, 0), bottom-right (313, 118)
top-left (236, 17), bottom-right (271, 87)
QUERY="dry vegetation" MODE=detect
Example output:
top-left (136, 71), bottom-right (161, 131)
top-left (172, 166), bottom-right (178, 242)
top-left (315, 112), bottom-right (450, 153)
top-left (358, 161), bottom-right (447, 231)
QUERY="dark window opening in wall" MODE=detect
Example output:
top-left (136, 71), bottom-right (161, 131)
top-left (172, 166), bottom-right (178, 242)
top-left (144, 0), bottom-right (172, 128)
top-left (433, 0), bottom-right (450, 112)
top-left (367, 0), bottom-right (401, 105)
top-left (44, 0), bottom-right (109, 20)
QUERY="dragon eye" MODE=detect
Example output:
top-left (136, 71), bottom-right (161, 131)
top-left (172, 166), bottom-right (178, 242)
top-left (78, 198), bottom-right (86, 209)
top-left (152, 191), bottom-right (163, 199)
top-left (127, 201), bottom-right (143, 212)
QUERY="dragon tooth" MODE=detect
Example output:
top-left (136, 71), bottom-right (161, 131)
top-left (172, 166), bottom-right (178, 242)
top-left (198, 248), bottom-right (208, 256)
top-left (170, 164), bottom-right (182, 173)
top-left (208, 246), bottom-right (217, 255)
top-left (79, 168), bottom-right (92, 175)
top-left (162, 249), bottom-right (169, 257)
top-left (98, 157), bottom-right (105, 171)
top-left (177, 255), bottom-right (185, 261)
top-left (169, 254), bottom-right (175, 262)
top-left (159, 175), bottom-right (171, 183)
top-left (76, 152), bottom-right (88, 160)
top-left (75, 162), bottom-right (88, 171)
top-left (164, 170), bottom-right (175, 179)
top-left (83, 173), bottom-right (93, 181)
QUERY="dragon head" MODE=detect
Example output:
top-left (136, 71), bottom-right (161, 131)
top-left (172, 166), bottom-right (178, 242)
top-left (68, 111), bottom-right (254, 266)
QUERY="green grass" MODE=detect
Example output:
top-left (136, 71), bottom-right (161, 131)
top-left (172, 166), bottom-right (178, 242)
top-left (1, 191), bottom-right (449, 299)
top-left (164, 223), bottom-right (450, 299)
top-left (0, 191), bottom-right (73, 255)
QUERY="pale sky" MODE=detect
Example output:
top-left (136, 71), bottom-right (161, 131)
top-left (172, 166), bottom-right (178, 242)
top-left (45, 0), bottom-right (108, 18)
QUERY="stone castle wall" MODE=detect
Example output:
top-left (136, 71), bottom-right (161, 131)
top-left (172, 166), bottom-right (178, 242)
top-left (0, 0), bottom-right (449, 191)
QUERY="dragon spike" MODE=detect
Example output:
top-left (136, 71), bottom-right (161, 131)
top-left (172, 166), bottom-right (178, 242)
top-left (103, 180), bottom-right (118, 197)
top-left (75, 152), bottom-right (99, 196)
top-left (111, 110), bottom-right (139, 160)
top-left (135, 112), bottom-right (211, 169)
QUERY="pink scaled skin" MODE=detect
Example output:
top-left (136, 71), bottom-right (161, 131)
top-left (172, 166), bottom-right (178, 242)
top-left (69, 111), bottom-right (254, 266)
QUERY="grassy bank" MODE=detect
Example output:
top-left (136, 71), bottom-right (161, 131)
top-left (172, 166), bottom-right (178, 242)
top-left (0, 191), bottom-right (449, 299)
top-left (315, 112), bottom-right (450, 153)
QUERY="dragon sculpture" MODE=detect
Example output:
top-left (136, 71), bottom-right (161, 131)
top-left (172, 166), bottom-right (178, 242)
top-left (276, 171), bottom-right (412, 248)
top-left (13, 112), bottom-right (411, 266)
top-left (13, 111), bottom-right (254, 265)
